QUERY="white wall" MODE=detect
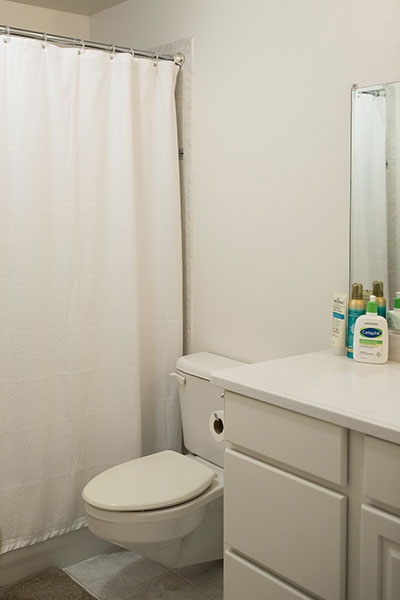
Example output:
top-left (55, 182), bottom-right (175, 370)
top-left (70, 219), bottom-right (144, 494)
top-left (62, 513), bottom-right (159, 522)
top-left (97, 2), bottom-right (400, 362)
top-left (0, 0), bottom-right (89, 38)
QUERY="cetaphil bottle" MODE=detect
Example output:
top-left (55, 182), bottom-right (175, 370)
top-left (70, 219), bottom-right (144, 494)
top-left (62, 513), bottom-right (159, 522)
top-left (387, 295), bottom-right (400, 331)
top-left (353, 295), bottom-right (388, 364)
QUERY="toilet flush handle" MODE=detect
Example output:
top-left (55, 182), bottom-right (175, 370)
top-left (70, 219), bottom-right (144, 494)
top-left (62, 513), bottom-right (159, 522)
top-left (169, 372), bottom-right (186, 386)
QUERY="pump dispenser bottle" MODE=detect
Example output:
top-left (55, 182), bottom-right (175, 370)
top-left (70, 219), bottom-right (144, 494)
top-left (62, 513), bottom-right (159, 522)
top-left (388, 295), bottom-right (400, 331)
top-left (372, 280), bottom-right (387, 318)
top-left (347, 282), bottom-right (365, 358)
top-left (353, 295), bottom-right (388, 364)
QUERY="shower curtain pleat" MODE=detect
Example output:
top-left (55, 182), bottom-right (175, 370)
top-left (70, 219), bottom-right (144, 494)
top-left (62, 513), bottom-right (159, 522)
top-left (0, 37), bottom-right (182, 554)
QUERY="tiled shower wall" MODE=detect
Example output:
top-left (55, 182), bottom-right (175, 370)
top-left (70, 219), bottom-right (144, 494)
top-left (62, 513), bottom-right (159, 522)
top-left (153, 38), bottom-right (193, 354)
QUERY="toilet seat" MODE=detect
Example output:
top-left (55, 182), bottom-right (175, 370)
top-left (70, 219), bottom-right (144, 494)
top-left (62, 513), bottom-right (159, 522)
top-left (82, 450), bottom-right (216, 511)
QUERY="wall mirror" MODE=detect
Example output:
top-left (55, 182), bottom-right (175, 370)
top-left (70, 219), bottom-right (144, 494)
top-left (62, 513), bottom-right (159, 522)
top-left (351, 81), bottom-right (400, 305)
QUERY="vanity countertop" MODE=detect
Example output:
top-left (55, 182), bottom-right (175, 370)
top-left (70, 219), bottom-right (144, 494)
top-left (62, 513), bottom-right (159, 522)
top-left (211, 350), bottom-right (400, 444)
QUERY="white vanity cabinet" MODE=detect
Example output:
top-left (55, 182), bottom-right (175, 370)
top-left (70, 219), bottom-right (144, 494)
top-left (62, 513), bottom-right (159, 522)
top-left (224, 391), bottom-right (347, 600)
top-left (216, 351), bottom-right (400, 600)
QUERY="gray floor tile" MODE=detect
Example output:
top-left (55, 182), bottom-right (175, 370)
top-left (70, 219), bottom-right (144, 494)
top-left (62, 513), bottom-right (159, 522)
top-left (65, 551), bottom-right (167, 599)
top-left (107, 572), bottom-right (210, 600)
top-left (174, 560), bottom-right (223, 600)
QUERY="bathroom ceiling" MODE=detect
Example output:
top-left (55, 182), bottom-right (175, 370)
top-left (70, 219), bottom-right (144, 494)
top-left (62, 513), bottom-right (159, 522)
top-left (7, 0), bottom-right (126, 16)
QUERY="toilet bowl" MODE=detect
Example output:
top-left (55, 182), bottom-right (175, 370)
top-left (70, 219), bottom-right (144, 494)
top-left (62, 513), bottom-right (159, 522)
top-left (83, 453), bottom-right (224, 568)
top-left (82, 352), bottom-right (244, 569)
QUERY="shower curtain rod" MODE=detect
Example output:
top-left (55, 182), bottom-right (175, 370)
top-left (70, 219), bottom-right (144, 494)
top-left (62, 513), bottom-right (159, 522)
top-left (0, 24), bottom-right (185, 66)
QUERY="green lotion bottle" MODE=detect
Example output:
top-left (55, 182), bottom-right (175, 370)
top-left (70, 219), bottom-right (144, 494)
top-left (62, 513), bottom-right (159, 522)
top-left (347, 282), bottom-right (365, 359)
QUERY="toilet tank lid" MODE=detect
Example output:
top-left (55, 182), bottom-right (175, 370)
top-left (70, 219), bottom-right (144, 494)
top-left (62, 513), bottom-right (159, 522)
top-left (176, 352), bottom-right (245, 380)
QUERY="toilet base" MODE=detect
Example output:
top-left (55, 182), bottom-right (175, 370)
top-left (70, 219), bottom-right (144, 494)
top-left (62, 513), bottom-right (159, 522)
top-left (118, 496), bottom-right (223, 568)
top-left (88, 496), bottom-right (223, 569)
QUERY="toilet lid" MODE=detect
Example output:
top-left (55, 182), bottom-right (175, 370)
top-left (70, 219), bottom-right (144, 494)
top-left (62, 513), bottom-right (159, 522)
top-left (82, 451), bottom-right (216, 511)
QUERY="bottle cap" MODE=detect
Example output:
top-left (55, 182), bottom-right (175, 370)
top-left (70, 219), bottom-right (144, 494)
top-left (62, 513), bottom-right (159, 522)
top-left (367, 294), bottom-right (378, 314)
top-left (395, 297), bottom-right (400, 310)
top-left (351, 282), bottom-right (363, 300)
top-left (396, 292), bottom-right (400, 298)
top-left (372, 280), bottom-right (384, 297)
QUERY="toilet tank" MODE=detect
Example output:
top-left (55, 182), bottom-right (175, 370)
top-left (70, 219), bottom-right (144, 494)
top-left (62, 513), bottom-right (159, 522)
top-left (175, 352), bottom-right (245, 468)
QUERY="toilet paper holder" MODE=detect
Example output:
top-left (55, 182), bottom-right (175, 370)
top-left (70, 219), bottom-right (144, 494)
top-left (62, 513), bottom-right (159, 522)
top-left (209, 410), bottom-right (225, 442)
top-left (212, 412), bottom-right (224, 436)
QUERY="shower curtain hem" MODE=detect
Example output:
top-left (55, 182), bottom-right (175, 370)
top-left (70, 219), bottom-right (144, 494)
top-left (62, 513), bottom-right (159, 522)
top-left (0, 516), bottom-right (88, 555)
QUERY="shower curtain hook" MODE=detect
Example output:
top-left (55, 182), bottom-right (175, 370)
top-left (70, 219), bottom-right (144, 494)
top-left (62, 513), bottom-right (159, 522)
top-left (110, 45), bottom-right (116, 59)
top-left (78, 40), bottom-right (85, 55)
top-left (3, 25), bottom-right (10, 43)
top-left (153, 53), bottom-right (159, 67)
top-left (174, 52), bottom-right (185, 67)
top-left (42, 32), bottom-right (48, 49)
top-left (130, 48), bottom-right (135, 59)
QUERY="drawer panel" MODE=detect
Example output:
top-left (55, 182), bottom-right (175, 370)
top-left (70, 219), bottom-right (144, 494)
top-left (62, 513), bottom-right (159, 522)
top-left (224, 391), bottom-right (347, 485)
top-left (364, 436), bottom-right (400, 512)
top-left (225, 550), bottom-right (314, 600)
top-left (225, 449), bottom-right (347, 600)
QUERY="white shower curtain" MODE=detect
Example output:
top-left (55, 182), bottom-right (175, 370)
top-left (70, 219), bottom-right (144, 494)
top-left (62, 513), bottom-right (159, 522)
top-left (351, 92), bottom-right (388, 292)
top-left (0, 37), bottom-right (182, 554)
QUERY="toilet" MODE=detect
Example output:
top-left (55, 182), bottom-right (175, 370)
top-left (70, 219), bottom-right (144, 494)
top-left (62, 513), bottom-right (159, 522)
top-left (82, 352), bottom-right (244, 569)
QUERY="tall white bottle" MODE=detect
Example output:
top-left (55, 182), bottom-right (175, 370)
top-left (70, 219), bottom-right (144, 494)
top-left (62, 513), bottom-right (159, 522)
top-left (353, 295), bottom-right (388, 364)
top-left (387, 295), bottom-right (400, 331)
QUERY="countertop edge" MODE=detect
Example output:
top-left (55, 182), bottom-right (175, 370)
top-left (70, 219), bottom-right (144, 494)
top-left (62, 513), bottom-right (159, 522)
top-left (211, 373), bottom-right (400, 445)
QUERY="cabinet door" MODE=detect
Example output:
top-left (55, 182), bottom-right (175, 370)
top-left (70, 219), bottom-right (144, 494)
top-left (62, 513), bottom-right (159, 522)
top-left (225, 449), bottom-right (347, 600)
top-left (361, 505), bottom-right (400, 600)
top-left (364, 436), bottom-right (400, 512)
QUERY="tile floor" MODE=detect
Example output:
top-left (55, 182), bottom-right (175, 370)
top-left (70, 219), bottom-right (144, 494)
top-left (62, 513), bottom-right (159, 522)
top-left (65, 549), bottom-right (223, 600)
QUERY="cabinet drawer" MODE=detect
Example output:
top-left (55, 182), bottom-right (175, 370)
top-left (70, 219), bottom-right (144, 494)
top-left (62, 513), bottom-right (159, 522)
top-left (224, 391), bottom-right (347, 485)
top-left (225, 449), bottom-right (347, 600)
top-left (364, 436), bottom-right (400, 512)
top-left (225, 550), bottom-right (314, 600)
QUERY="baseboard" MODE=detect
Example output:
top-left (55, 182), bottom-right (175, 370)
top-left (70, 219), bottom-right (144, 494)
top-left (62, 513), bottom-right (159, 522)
top-left (0, 527), bottom-right (115, 586)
